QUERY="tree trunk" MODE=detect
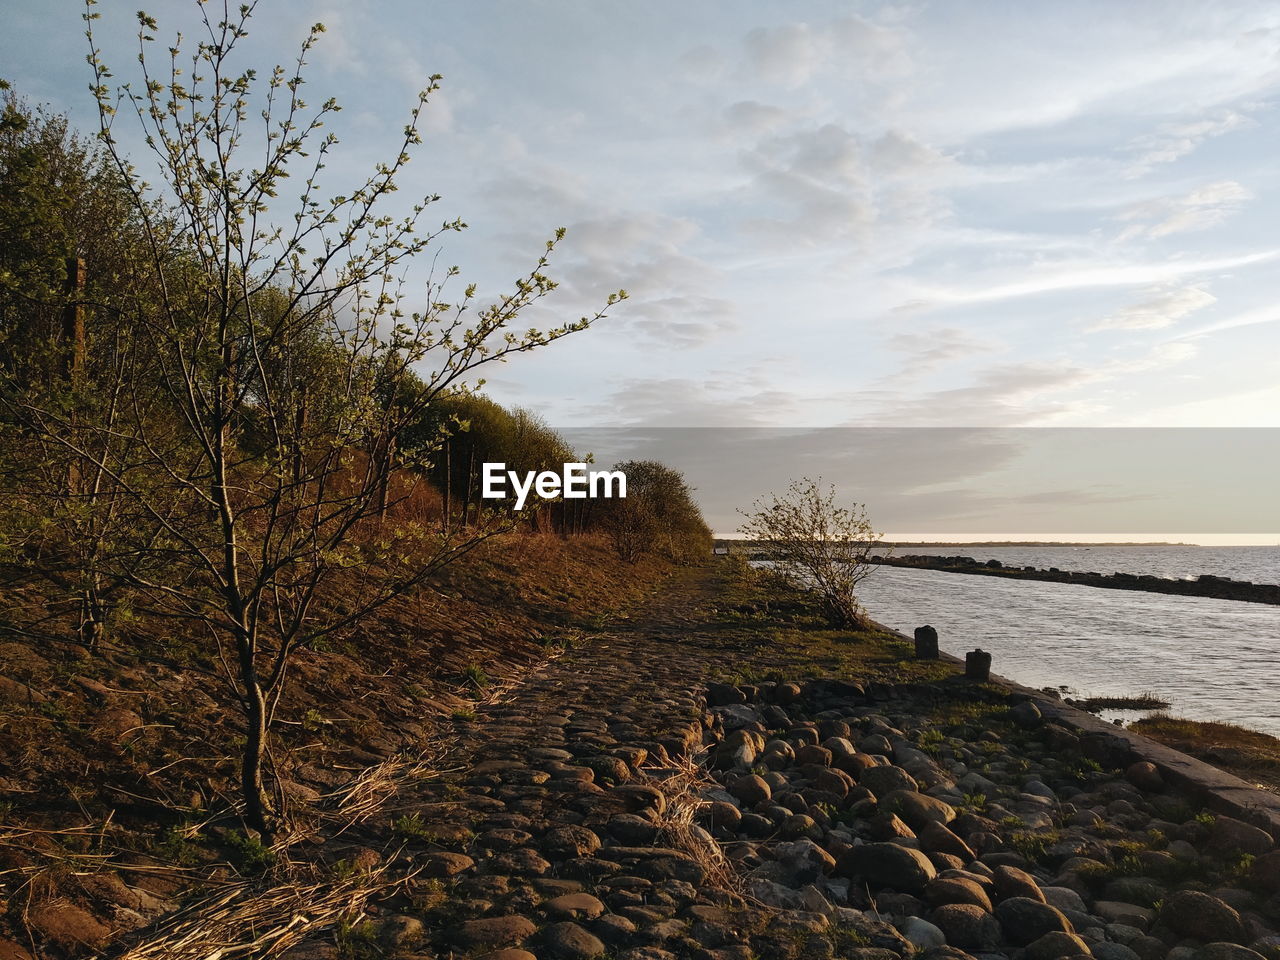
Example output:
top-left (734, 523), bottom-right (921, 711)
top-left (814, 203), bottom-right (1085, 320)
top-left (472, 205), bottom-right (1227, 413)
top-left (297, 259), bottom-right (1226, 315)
top-left (240, 666), bottom-right (271, 837)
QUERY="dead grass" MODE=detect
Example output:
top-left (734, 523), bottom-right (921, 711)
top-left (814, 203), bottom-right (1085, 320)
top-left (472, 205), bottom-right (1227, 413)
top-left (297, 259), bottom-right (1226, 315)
top-left (1131, 714), bottom-right (1280, 792)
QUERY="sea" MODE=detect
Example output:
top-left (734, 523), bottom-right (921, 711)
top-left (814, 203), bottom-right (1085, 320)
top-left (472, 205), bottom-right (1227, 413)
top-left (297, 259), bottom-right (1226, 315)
top-left (852, 545), bottom-right (1280, 736)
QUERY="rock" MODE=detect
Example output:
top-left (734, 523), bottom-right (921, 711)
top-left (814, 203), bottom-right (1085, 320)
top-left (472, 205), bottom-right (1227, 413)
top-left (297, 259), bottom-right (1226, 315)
top-left (1094, 944), bottom-right (1141, 960)
top-left (1043, 886), bottom-right (1088, 914)
top-left (1011, 701), bottom-right (1044, 729)
top-left (541, 921), bottom-right (607, 960)
top-left (868, 811), bottom-right (917, 841)
top-left (919, 821), bottom-right (976, 861)
top-left (900, 916), bottom-right (946, 949)
top-left (542, 894), bottom-right (606, 921)
top-left (0, 940), bottom-right (34, 960)
top-left (1125, 762), bottom-right (1164, 792)
top-left (607, 814), bottom-right (661, 845)
top-left (378, 915), bottom-right (424, 949)
top-left (995, 897), bottom-right (1074, 945)
top-left (880, 790), bottom-right (956, 831)
top-left (923, 876), bottom-right (993, 911)
top-left (1249, 849), bottom-right (1280, 892)
top-left (610, 784), bottom-right (667, 815)
top-left (993, 864), bottom-right (1046, 903)
top-left (1159, 891), bottom-right (1246, 944)
top-left (1026, 931), bottom-right (1093, 960)
top-left (1209, 816), bottom-right (1275, 857)
top-left (708, 683), bottom-right (747, 706)
top-left (861, 765), bottom-right (919, 796)
top-left (796, 744), bottom-right (834, 766)
top-left (1195, 946), bottom-right (1267, 960)
top-left (543, 826), bottom-right (602, 859)
top-left (839, 842), bottom-right (937, 894)
top-left (477, 952), bottom-right (539, 960)
top-left (422, 851), bottom-right (475, 877)
top-left (729, 774), bottom-right (771, 806)
top-left (447, 915), bottom-right (538, 951)
top-left (1094, 901), bottom-right (1154, 929)
top-left (703, 801), bottom-right (742, 834)
top-left (929, 903), bottom-right (1002, 950)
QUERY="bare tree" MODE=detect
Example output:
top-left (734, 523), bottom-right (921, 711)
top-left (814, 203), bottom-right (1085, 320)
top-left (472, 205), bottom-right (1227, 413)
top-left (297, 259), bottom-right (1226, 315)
top-left (738, 477), bottom-right (882, 627)
top-left (14, 1), bottom-right (629, 835)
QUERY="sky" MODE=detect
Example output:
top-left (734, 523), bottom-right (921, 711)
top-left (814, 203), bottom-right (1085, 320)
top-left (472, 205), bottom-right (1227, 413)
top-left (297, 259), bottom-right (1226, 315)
top-left (3, 2), bottom-right (1278, 539)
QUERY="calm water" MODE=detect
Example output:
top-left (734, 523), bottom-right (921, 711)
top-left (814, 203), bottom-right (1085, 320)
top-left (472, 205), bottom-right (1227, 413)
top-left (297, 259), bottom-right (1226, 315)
top-left (882, 545), bottom-right (1280, 584)
top-left (855, 550), bottom-right (1280, 736)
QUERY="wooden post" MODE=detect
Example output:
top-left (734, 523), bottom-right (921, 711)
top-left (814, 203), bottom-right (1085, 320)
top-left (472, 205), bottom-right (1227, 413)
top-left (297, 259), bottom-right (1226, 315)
top-left (62, 256), bottom-right (86, 383)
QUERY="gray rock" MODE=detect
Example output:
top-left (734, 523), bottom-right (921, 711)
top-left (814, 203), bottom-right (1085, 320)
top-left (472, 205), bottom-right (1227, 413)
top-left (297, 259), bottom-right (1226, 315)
top-left (994, 897), bottom-right (1074, 946)
top-left (1159, 891), bottom-right (1246, 944)
top-left (899, 915), bottom-right (946, 949)
top-left (929, 903), bottom-right (1002, 950)
top-left (862, 765), bottom-right (919, 796)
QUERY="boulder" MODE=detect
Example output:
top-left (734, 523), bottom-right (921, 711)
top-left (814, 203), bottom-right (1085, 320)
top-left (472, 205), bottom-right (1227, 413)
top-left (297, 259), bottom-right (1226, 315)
top-left (995, 897), bottom-right (1074, 946)
top-left (880, 790), bottom-right (956, 831)
top-left (861, 765), bottom-right (919, 796)
top-left (838, 842), bottom-right (937, 894)
top-left (1158, 891), bottom-right (1246, 944)
top-left (929, 904), bottom-right (1002, 950)
top-left (1026, 932), bottom-right (1093, 960)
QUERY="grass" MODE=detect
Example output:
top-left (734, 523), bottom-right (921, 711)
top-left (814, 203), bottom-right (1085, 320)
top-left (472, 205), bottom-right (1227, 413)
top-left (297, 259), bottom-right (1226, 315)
top-left (1079, 692), bottom-right (1170, 711)
top-left (1131, 714), bottom-right (1280, 792)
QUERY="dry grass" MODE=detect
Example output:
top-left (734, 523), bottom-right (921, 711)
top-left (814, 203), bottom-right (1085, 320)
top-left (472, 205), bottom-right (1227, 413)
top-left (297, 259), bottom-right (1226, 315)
top-left (1131, 714), bottom-right (1280, 792)
top-left (641, 753), bottom-right (747, 898)
top-left (104, 858), bottom-right (412, 960)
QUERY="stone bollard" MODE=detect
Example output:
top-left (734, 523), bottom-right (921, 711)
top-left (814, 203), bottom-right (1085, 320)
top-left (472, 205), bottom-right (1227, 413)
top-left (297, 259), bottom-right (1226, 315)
top-left (913, 625), bottom-right (939, 659)
top-left (965, 648), bottom-right (992, 681)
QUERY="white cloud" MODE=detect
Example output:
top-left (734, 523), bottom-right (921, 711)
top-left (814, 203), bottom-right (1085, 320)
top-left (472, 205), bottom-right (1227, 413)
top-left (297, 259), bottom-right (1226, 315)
top-left (886, 327), bottom-right (994, 372)
top-left (1088, 285), bottom-right (1217, 332)
top-left (1115, 180), bottom-right (1253, 240)
top-left (1124, 109), bottom-right (1252, 178)
top-left (907, 250), bottom-right (1279, 308)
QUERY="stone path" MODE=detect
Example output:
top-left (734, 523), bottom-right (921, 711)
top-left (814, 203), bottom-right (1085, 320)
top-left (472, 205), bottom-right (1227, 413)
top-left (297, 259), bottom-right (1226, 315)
top-left (274, 566), bottom-right (1280, 960)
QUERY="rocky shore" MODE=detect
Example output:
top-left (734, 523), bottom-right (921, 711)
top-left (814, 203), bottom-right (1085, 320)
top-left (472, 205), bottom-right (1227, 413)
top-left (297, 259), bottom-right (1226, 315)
top-left (14, 560), bottom-right (1280, 959)
top-left (865, 555), bottom-right (1280, 606)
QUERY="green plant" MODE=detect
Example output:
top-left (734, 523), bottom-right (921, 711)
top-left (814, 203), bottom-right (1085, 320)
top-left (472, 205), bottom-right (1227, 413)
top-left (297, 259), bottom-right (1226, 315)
top-left (335, 918), bottom-right (380, 960)
top-left (960, 792), bottom-right (987, 812)
top-left (301, 708), bottom-right (328, 732)
top-left (224, 830), bottom-right (275, 874)
top-left (463, 663), bottom-right (489, 692)
top-left (451, 707), bottom-right (476, 722)
top-left (1194, 810), bottom-right (1216, 826)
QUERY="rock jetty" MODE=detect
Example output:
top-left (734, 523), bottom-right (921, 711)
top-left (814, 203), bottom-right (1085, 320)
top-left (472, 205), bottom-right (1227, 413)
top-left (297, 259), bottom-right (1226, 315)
top-left (869, 555), bottom-right (1280, 606)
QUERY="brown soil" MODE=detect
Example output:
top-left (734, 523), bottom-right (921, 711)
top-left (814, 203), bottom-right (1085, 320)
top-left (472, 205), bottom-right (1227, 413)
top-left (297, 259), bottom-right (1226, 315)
top-left (0, 533), bottom-right (678, 957)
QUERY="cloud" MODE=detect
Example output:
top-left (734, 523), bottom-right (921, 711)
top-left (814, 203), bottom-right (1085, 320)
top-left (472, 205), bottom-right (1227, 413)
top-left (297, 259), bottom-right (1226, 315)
top-left (623, 296), bottom-right (738, 347)
top-left (886, 327), bottom-right (995, 372)
top-left (736, 123), bottom-right (951, 248)
top-left (1124, 109), bottom-right (1252, 178)
top-left (1115, 180), bottom-right (1253, 240)
top-left (906, 250), bottom-right (1279, 308)
top-left (1088, 285), bottom-right (1217, 332)
top-left (741, 15), bottom-right (911, 89)
top-left (723, 100), bottom-right (792, 135)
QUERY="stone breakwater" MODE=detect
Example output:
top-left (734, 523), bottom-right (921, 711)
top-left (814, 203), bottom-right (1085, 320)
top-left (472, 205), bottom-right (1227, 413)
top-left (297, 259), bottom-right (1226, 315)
top-left (238, 570), bottom-right (1280, 960)
top-left (866, 555), bottom-right (1280, 606)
